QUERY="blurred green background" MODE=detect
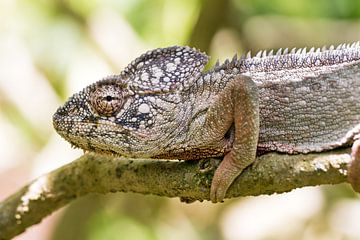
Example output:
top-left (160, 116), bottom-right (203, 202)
top-left (1, 0), bottom-right (360, 239)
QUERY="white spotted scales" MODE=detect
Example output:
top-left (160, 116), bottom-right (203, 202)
top-left (53, 43), bottom-right (360, 202)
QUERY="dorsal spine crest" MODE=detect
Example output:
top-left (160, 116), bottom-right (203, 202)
top-left (213, 41), bottom-right (360, 74)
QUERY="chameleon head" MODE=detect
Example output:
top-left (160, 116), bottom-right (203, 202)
top-left (53, 75), bottom-right (180, 156)
top-left (53, 46), bottom-right (209, 157)
top-left (53, 77), bottom-right (135, 155)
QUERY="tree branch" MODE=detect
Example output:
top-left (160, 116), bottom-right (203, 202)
top-left (0, 149), bottom-right (352, 239)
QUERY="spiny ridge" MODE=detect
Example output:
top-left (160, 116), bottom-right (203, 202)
top-left (215, 41), bottom-right (360, 73)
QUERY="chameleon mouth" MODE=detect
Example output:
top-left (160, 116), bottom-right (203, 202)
top-left (54, 123), bottom-right (122, 154)
top-left (53, 107), bottom-right (131, 155)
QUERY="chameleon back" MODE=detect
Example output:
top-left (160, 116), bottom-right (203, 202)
top-left (244, 47), bottom-right (360, 153)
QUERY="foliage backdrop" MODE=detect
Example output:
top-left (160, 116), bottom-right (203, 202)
top-left (1, 0), bottom-right (360, 239)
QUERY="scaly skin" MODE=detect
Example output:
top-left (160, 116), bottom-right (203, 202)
top-left (53, 43), bottom-right (360, 202)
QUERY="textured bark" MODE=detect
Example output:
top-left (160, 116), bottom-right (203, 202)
top-left (0, 148), bottom-right (351, 239)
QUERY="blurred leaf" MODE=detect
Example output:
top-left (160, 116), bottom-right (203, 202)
top-left (87, 204), bottom-right (158, 240)
top-left (0, 88), bottom-right (47, 149)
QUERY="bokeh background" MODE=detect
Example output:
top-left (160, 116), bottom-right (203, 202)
top-left (1, 0), bottom-right (360, 239)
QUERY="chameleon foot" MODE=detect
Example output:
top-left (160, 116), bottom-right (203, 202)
top-left (210, 152), bottom-right (244, 203)
top-left (348, 139), bottom-right (360, 192)
top-left (206, 76), bottom-right (259, 203)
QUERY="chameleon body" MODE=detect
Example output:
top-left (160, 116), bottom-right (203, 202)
top-left (53, 43), bottom-right (360, 202)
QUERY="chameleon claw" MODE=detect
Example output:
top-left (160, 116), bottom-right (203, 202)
top-left (210, 180), bottom-right (226, 203)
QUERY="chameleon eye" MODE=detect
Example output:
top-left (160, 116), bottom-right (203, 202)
top-left (90, 84), bottom-right (124, 116)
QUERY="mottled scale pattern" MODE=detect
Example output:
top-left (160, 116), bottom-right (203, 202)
top-left (121, 46), bottom-right (208, 92)
top-left (256, 64), bottom-right (360, 153)
top-left (203, 41), bottom-right (360, 153)
top-left (54, 42), bottom-right (360, 160)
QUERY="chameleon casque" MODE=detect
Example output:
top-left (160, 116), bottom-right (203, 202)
top-left (53, 42), bottom-right (360, 202)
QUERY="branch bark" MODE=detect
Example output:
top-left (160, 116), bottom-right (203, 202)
top-left (0, 148), bottom-right (352, 239)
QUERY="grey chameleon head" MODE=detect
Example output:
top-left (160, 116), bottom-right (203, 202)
top-left (53, 46), bottom-right (208, 157)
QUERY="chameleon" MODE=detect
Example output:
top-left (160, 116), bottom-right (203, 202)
top-left (53, 42), bottom-right (360, 203)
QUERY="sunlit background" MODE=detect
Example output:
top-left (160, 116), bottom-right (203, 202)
top-left (1, 0), bottom-right (360, 239)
